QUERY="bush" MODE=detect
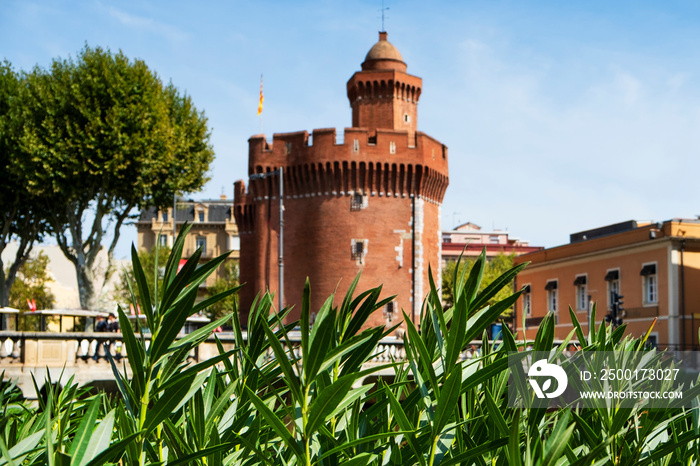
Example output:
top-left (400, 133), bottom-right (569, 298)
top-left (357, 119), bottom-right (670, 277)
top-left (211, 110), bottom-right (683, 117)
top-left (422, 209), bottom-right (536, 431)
top-left (1, 227), bottom-right (699, 465)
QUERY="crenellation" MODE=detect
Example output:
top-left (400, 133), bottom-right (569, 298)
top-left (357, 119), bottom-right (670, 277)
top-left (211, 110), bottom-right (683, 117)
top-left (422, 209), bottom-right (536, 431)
top-left (235, 32), bottom-right (449, 329)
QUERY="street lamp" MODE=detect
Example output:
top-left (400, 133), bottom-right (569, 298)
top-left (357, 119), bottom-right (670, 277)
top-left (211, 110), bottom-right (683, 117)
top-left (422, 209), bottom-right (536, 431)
top-left (249, 167), bottom-right (284, 312)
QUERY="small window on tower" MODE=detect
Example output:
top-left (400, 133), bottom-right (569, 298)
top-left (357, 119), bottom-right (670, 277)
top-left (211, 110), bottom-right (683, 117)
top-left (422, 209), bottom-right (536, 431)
top-left (383, 301), bottom-right (396, 324)
top-left (285, 142), bottom-right (292, 155)
top-left (389, 141), bottom-right (396, 154)
top-left (350, 192), bottom-right (367, 211)
top-left (404, 113), bottom-right (410, 123)
top-left (351, 239), bottom-right (366, 262)
top-left (353, 139), bottom-right (359, 153)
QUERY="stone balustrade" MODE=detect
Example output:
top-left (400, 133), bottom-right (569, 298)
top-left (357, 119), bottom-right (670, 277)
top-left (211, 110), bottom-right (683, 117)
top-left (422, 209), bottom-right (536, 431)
top-left (0, 330), bottom-right (498, 398)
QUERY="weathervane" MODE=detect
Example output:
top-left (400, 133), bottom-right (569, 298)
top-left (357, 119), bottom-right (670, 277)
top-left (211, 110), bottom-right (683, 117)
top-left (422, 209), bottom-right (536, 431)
top-left (380, 0), bottom-right (389, 32)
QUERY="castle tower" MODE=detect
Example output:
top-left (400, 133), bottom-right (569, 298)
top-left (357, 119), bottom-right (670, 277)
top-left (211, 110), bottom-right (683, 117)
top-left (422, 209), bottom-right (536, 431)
top-left (234, 32), bottom-right (449, 329)
top-left (347, 31), bottom-right (421, 141)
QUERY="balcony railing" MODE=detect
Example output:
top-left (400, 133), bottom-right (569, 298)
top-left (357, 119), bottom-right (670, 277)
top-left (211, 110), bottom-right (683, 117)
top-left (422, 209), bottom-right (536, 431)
top-left (184, 248), bottom-right (214, 258)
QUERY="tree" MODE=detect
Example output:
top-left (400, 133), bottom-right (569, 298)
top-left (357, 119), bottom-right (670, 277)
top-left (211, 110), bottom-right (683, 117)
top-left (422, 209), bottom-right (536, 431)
top-left (442, 253), bottom-right (517, 317)
top-left (18, 45), bottom-right (214, 310)
top-left (8, 251), bottom-right (56, 330)
top-left (205, 260), bottom-right (239, 321)
top-left (0, 61), bottom-right (50, 307)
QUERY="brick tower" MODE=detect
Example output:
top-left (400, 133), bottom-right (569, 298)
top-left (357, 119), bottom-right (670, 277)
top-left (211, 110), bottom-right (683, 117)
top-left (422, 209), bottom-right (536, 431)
top-left (234, 32), bottom-right (449, 328)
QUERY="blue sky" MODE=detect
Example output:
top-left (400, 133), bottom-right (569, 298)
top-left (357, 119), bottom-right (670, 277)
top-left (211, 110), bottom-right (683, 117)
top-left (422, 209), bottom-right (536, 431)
top-left (3, 0), bottom-right (700, 259)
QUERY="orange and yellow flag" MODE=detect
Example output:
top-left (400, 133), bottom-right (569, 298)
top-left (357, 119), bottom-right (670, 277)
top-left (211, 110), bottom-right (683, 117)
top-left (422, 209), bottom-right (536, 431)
top-left (257, 75), bottom-right (264, 116)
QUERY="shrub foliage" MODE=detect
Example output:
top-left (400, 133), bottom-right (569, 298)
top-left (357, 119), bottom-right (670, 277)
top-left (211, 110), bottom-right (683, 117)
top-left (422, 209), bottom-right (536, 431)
top-left (1, 227), bottom-right (700, 465)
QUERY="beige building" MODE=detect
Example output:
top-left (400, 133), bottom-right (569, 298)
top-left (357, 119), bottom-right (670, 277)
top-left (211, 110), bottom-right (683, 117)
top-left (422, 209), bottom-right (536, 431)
top-left (137, 195), bottom-right (240, 288)
top-left (514, 219), bottom-right (700, 350)
top-left (442, 222), bottom-right (542, 266)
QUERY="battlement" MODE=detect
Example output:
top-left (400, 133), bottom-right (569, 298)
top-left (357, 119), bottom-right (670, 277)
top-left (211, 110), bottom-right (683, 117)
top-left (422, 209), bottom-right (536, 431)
top-left (248, 127), bottom-right (448, 175)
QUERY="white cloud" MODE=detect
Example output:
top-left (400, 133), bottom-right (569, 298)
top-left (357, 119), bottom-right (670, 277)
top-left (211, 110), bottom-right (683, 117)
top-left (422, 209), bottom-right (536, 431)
top-left (106, 6), bottom-right (188, 44)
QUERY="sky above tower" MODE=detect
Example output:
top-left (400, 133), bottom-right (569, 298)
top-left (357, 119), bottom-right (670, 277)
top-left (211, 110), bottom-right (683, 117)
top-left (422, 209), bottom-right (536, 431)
top-left (2, 0), bottom-right (700, 257)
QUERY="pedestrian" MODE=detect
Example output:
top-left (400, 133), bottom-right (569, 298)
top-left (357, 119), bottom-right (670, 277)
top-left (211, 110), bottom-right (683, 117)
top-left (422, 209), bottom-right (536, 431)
top-left (107, 313), bottom-right (120, 332)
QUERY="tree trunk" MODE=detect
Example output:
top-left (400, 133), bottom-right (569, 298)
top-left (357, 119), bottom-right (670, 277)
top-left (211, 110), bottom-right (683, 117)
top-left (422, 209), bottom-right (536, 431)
top-left (75, 261), bottom-right (97, 310)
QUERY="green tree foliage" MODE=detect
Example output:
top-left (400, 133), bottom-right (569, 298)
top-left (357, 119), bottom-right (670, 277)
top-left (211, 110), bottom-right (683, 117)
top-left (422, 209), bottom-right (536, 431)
top-left (8, 251), bottom-right (55, 330)
top-left (205, 260), bottom-right (239, 321)
top-left (0, 61), bottom-right (49, 307)
top-left (442, 253), bottom-right (516, 315)
top-left (17, 45), bottom-right (214, 310)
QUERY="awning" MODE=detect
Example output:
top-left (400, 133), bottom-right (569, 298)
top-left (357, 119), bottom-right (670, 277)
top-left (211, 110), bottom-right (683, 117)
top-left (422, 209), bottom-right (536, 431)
top-left (573, 276), bottom-right (587, 286)
top-left (545, 281), bottom-right (557, 291)
top-left (604, 270), bottom-right (619, 281)
top-left (522, 284), bottom-right (531, 293)
top-left (640, 264), bottom-right (656, 276)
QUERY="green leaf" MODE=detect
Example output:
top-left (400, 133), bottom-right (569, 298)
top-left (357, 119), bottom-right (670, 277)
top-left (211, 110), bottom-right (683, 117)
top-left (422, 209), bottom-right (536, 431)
top-left (433, 367), bottom-right (462, 437)
top-left (162, 223), bottom-right (190, 291)
top-left (143, 374), bottom-right (195, 433)
top-left (305, 295), bottom-right (336, 384)
top-left (243, 385), bottom-right (305, 461)
top-left (78, 409), bottom-right (116, 466)
top-left (261, 321), bottom-right (302, 403)
top-left (116, 305), bottom-right (144, 397)
top-left (508, 409), bottom-right (523, 466)
top-left (403, 310), bottom-right (440, 396)
top-left (131, 244), bottom-right (154, 330)
top-left (484, 388), bottom-right (509, 438)
top-left (190, 284), bottom-right (243, 315)
top-left (569, 306), bottom-right (588, 347)
top-left (385, 386), bottom-right (427, 466)
top-left (445, 292), bottom-right (468, 371)
top-left (542, 411), bottom-right (575, 466)
top-left (0, 429), bottom-right (44, 466)
top-left (68, 396), bottom-right (101, 463)
top-left (471, 261), bottom-right (528, 313)
top-left (301, 278), bottom-right (311, 365)
top-left (306, 373), bottom-right (358, 434)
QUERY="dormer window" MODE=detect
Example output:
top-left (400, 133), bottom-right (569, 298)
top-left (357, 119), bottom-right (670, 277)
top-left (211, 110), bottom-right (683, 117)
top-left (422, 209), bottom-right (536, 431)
top-left (162, 211), bottom-right (168, 222)
top-left (198, 210), bottom-right (205, 222)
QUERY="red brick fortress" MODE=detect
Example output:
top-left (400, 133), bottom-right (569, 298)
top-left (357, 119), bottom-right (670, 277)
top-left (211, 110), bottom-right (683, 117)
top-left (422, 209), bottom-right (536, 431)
top-left (234, 32), bottom-right (449, 328)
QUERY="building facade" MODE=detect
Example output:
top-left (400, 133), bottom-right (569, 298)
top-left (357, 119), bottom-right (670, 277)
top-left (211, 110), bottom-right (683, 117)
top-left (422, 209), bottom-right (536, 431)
top-left (442, 222), bottom-right (542, 266)
top-left (234, 32), bottom-right (449, 328)
top-left (137, 195), bottom-right (240, 287)
top-left (514, 219), bottom-right (700, 350)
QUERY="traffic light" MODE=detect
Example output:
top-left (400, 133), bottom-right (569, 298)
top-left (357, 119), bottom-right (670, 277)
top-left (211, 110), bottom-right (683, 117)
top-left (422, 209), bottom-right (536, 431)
top-left (610, 292), bottom-right (624, 328)
top-left (614, 292), bottom-right (624, 314)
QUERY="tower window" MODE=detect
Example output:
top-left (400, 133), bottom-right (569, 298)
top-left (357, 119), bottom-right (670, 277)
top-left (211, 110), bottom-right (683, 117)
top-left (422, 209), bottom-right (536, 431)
top-left (404, 113), bottom-right (410, 123)
top-left (351, 239), bottom-right (367, 262)
top-left (353, 139), bottom-right (359, 153)
top-left (383, 301), bottom-right (396, 324)
top-left (389, 141), bottom-right (396, 154)
top-left (285, 142), bottom-right (292, 155)
top-left (350, 192), bottom-right (367, 211)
